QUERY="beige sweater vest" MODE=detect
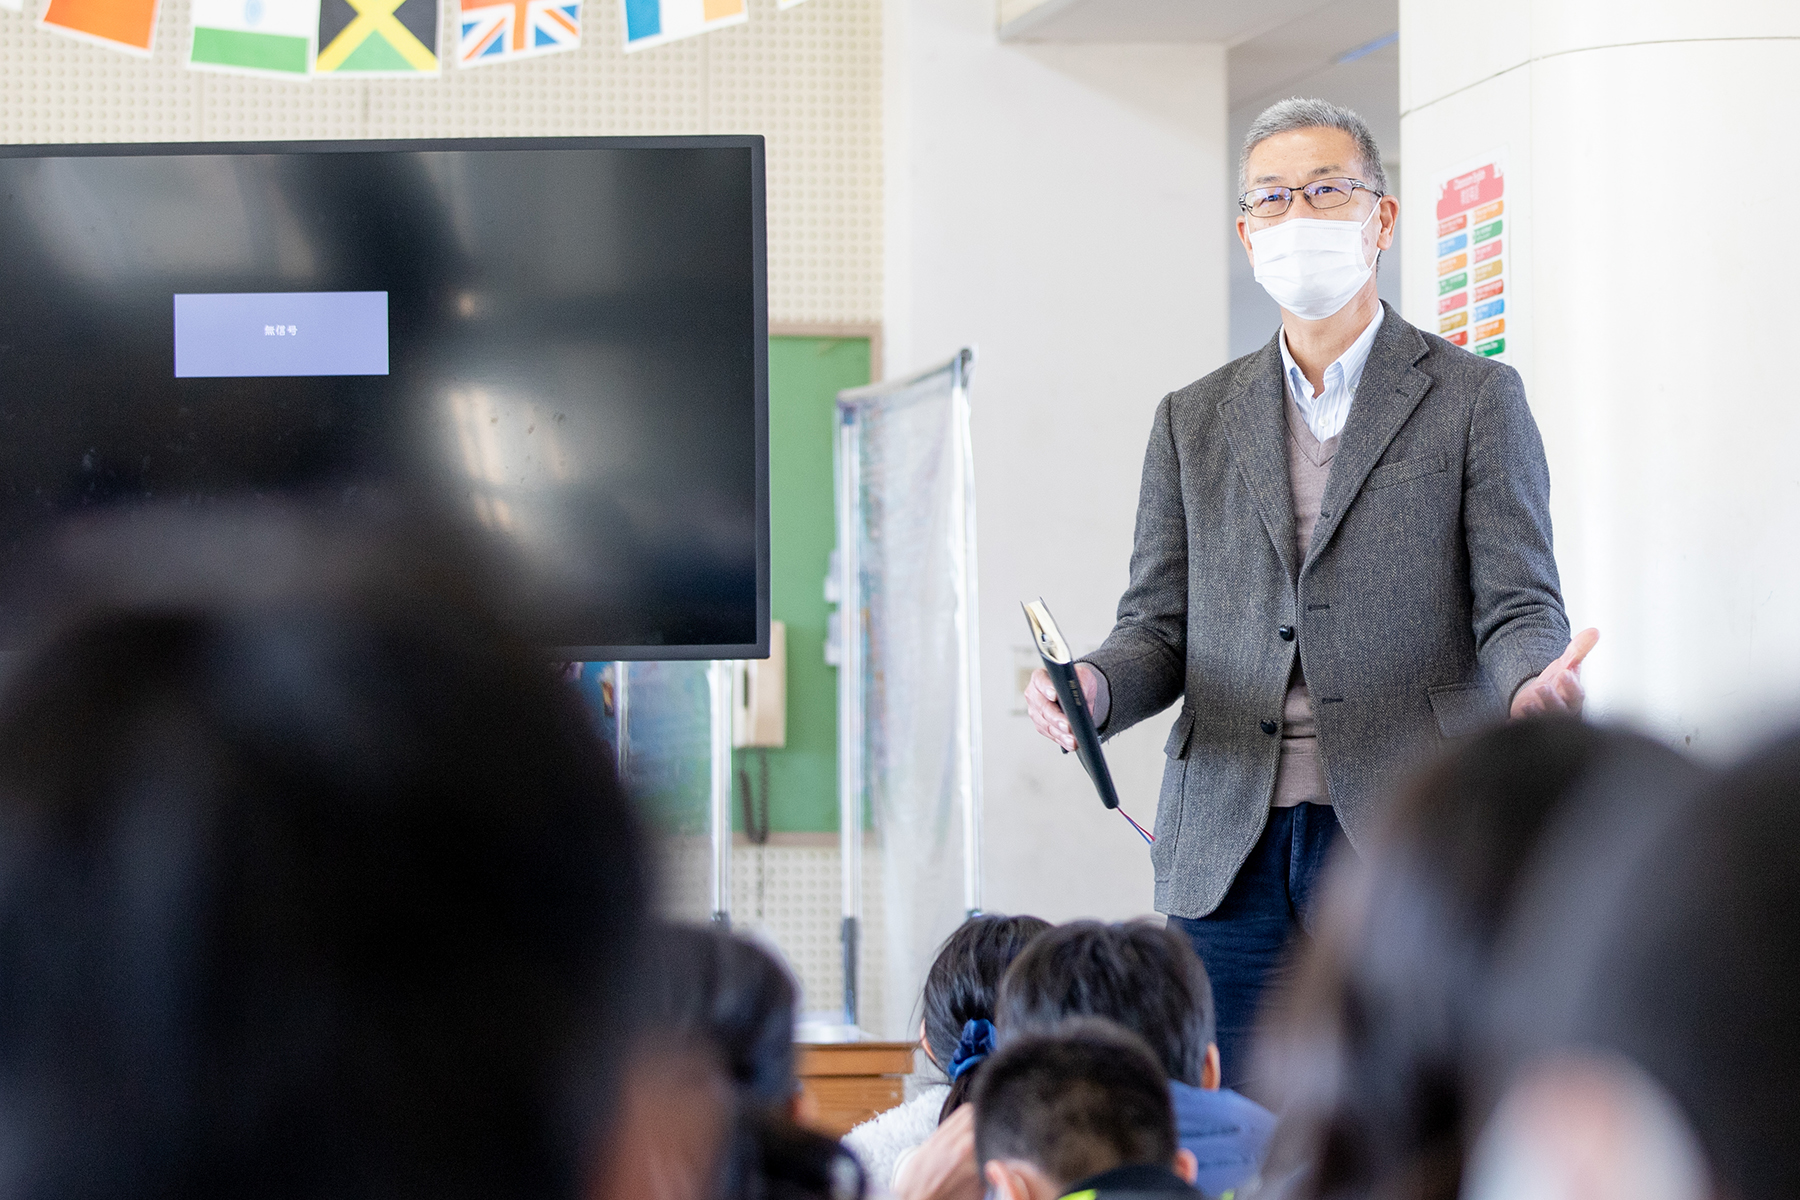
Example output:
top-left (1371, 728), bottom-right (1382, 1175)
top-left (1273, 396), bottom-right (1337, 807)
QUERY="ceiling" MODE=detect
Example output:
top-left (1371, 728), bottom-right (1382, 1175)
top-left (997, 0), bottom-right (1333, 46)
top-left (1224, 0), bottom-right (1398, 112)
top-left (997, 0), bottom-right (1399, 113)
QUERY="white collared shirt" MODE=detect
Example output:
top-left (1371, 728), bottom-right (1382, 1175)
top-left (1277, 304), bottom-right (1385, 443)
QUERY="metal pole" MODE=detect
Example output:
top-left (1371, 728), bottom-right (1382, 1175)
top-left (950, 349), bottom-right (984, 918)
top-left (708, 659), bottom-right (734, 929)
top-left (835, 406), bottom-right (863, 1027)
top-left (614, 662), bottom-right (630, 781)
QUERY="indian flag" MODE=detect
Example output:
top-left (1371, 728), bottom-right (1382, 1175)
top-left (189, 0), bottom-right (319, 76)
top-left (620, 0), bottom-right (743, 52)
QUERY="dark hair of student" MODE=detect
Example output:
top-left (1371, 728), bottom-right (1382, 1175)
top-left (1496, 729), bottom-right (1800, 1200)
top-left (972, 1018), bottom-right (1177, 1190)
top-left (641, 926), bottom-right (869, 1200)
top-left (722, 1105), bottom-right (868, 1200)
top-left (994, 920), bottom-right (1214, 1087)
top-left (1254, 719), bottom-right (1701, 1200)
top-left (647, 923), bottom-right (800, 1109)
top-left (919, 913), bottom-right (1052, 1121)
top-left (0, 509), bottom-right (650, 1200)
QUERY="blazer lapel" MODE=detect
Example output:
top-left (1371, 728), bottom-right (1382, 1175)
top-left (1219, 335), bottom-right (1299, 585)
top-left (1305, 304), bottom-right (1432, 571)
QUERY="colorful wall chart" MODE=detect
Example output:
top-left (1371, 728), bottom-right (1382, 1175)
top-left (1433, 152), bottom-right (1508, 362)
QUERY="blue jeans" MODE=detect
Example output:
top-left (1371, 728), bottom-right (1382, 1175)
top-left (1167, 802), bottom-right (1344, 1093)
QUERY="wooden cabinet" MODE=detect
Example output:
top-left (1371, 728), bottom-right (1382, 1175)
top-left (796, 1041), bottom-right (918, 1137)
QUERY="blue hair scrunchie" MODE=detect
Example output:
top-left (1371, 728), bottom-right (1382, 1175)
top-left (948, 1018), bottom-right (996, 1081)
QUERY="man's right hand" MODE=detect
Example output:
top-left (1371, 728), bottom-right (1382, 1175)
top-left (1026, 662), bottom-right (1108, 751)
top-left (1511, 627), bottom-right (1600, 719)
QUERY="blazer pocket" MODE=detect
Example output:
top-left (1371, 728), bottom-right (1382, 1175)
top-left (1427, 681), bottom-right (1500, 739)
top-left (1364, 453), bottom-right (1448, 492)
top-left (1163, 707), bottom-right (1195, 759)
top-left (1151, 756), bottom-right (1187, 880)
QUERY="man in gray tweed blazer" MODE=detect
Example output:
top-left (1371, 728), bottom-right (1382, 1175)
top-left (1027, 99), bottom-right (1597, 1086)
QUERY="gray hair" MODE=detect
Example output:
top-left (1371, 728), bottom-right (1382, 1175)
top-left (1239, 97), bottom-right (1389, 197)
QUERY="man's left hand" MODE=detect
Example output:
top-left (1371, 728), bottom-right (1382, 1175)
top-left (1511, 627), bottom-right (1600, 719)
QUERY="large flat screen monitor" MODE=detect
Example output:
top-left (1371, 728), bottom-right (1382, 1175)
top-left (0, 136), bottom-right (769, 659)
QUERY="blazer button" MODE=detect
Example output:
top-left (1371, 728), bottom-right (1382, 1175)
top-left (1278, 625), bottom-right (1295, 641)
top-left (1260, 719), bottom-right (1279, 736)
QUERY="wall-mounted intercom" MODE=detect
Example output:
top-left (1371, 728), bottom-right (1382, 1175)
top-left (732, 620), bottom-right (787, 749)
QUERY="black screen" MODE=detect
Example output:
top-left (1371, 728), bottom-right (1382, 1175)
top-left (0, 137), bottom-right (769, 658)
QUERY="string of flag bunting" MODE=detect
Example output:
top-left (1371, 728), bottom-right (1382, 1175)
top-left (3, 0), bottom-right (807, 74)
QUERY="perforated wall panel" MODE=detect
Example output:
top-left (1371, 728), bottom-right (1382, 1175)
top-left (0, 0), bottom-right (882, 324)
top-left (659, 838), bottom-right (889, 1035)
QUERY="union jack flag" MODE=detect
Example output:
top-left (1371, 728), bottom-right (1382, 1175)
top-left (458, 0), bottom-right (579, 66)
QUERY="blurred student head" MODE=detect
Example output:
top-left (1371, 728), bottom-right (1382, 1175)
top-left (995, 920), bottom-right (1217, 1090)
top-left (1253, 718), bottom-right (1701, 1200)
top-left (614, 924), bottom-right (862, 1200)
top-left (0, 507), bottom-right (650, 1200)
top-left (648, 924), bottom-right (801, 1113)
top-left (973, 1019), bottom-right (1197, 1200)
top-left (920, 913), bottom-right (1052, 1119)
top-left (1466, 728), bottom-right (1800, 1200)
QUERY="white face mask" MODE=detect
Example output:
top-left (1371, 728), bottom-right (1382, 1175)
top-left (1248, 204), bottom-right (1378, 321)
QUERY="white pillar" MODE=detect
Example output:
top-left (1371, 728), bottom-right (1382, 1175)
top-left (1400, 2), bottom-right (1800, 755)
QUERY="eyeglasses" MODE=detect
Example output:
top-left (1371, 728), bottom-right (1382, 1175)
top-left (1238, 177), bottom-right (1381, 219)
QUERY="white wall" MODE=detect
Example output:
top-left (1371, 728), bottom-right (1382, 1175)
top-left (885, 0), bottom-right (1229, 923)
top-left (1400, 0), bottom-right (1800, 757)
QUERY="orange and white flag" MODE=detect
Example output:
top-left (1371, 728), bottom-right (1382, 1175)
top-left (40, 0), bottom-right (159, 53)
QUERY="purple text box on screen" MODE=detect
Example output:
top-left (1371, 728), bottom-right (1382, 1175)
top-left (174, 292), bottom-right (389, 378)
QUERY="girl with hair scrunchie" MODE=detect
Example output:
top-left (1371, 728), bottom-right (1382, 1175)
top-left (947, 1018), bottom-right (995, 1081)
top-left (841, 915), bottom-right (1049, 1194)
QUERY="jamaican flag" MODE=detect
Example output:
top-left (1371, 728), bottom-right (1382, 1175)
top-left (316, 0), bottom-right (437, 74)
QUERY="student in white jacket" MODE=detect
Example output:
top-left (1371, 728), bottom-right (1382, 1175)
top-left (843, 915), bottom-right (1050, 1191)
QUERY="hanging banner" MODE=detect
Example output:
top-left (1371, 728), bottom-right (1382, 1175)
top-left (620, 0), bottom-right (742, 52)
top-left (23, 0), bottom-right (798, 62)
top-left (39, 0), bottom-right (158, 53)
top-left (1433, 150), bottom-right (1508, 361)
top-left (189, 0), bottom-right (319, 76)
top-left (458, 0), bottom-right (579, 67)
top-left (834, 349), bottom-right (983, 1038)
top-left (315, 0), bottom-right (437, 74)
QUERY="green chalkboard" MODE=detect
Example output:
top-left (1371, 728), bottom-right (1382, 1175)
top-left (741, 336), bottom-right (872, 833)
